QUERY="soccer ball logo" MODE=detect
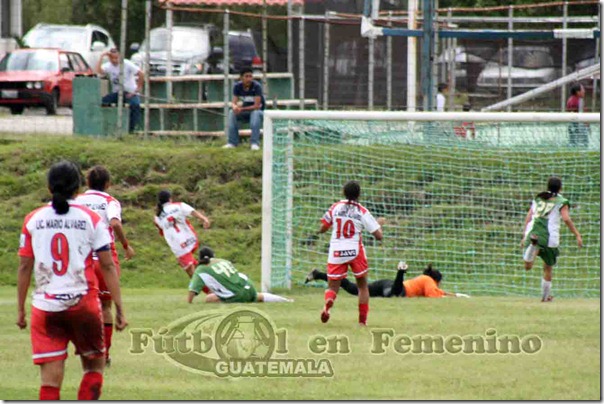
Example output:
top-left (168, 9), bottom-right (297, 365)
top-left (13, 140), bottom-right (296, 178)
top-left (215, 310), bottom-right (275, 361)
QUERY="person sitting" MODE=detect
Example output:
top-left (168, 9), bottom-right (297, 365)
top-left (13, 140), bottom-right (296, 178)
top-left (224, 68), bottom-right (265, 151)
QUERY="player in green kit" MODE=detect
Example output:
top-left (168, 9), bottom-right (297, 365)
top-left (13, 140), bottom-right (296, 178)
top-left (188, 246), bottom-right (292, 303)
top-left (521, 176), bottom-right (583, 302)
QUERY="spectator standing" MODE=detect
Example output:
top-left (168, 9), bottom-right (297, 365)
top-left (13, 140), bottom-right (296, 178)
top-left (566, 83), bottom-right (589, 147)
top-left (436, 82), bottom-right (448, 112)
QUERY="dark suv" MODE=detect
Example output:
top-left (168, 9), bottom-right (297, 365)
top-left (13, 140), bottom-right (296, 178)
top-left (207, 30), bottom-right (263, 74)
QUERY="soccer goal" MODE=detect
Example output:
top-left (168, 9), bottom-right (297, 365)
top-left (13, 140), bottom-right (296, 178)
top-left (261, 111), bottom-right (600, 297)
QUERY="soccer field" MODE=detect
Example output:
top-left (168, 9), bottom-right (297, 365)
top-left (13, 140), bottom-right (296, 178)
top-left (0, 287), bottom-right (599, 400)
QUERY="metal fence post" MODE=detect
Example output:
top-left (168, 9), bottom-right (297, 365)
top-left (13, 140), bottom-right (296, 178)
top-left (117, 0), bottom-right (128, 137)
top-left (143, 0), bottom-right (151, 139)
top-left (593, 3), bottom-right (601, 112)
top-left (287, 0), bottom-right (293, 75)
top-left (561, 1), bottom-right (568, 111)
top-left (447, 8), bottom-right (454, 110)
top-left (166, 5), bottom-right (173, 103)
top-left (386, 11), bottom-right (392, 110)
top-left (407, 0), bottom-right (417, 112)
top-left (368, 36), bottom-right (374, 110)
top-left (507, 5), bottom-right (513, 112)
top-left (299, 10), bottom-right (305, 110)
top-left (262, 0), bottom-right (268, 95)
top-left (322, 11), bottom-right (330, 110)
top-left (223, 9), bottom-right (230, 136)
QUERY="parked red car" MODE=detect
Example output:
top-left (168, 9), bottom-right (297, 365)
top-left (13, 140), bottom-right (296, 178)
top-left (0, 48), bottom-right (93, 115)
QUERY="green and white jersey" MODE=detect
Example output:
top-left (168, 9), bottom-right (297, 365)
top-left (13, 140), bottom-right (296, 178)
top-left (189, 258), bottom-right (253, 300)
top-left (524, 194), bottom-right (570, 248)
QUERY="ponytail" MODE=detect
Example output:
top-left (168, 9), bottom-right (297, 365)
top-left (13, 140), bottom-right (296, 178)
top-left (156, 190), bottom-right (171, 216)
top-left (423, 263), bottom-right (443, 283)
top-left (52, 192), bottom-right (70, 214)
top-left (47, 160), bottom-right (82, 215)
top-left (536, 176), bottom-right (562, 200)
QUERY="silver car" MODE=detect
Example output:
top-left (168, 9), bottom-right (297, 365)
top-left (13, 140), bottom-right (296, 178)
top-left (477, 46), bottom-right (561, 93)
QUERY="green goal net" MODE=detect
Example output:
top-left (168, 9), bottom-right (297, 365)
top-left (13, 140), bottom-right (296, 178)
top-left (261, 112), bottom-right (600, 298)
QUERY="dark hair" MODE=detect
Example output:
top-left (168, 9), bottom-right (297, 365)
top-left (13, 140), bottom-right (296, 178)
top-left (423, 263), bottom-right (443, 283)
top-left (438, 82), bottom-right (448, 92)
top-left (87, 165), bottom-right (110, 192)
top-left (48, 160), bottom-right (82, 215)
top-left (343, 181), bottom-right (361, 201)
top-left (570, 83), bottom-right (583, 96)
top-left (109, 47), bottom-right (119, 54)
top-left (156, 190), bottom-right (171, 216)
top-left (462, 103), bottom-right (472, 112)
top-left (198, 246), bottom-right (215, 265)
top-left (536, 176), bottom-right (562, 200)
top-left (239, 67), bottom-right (253, 77)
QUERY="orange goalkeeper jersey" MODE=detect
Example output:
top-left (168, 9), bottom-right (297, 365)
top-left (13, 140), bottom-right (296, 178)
top-left (403, 275), bottom-right (446, 298)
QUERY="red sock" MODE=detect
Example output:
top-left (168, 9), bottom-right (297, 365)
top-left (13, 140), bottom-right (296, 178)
top-left (40, 385), bottom-right (60, 400)
top-left (324, 289), bottom-right (337, 307)
top-left (359, 303), bottom-right (369, 325)
top-left (78, 371), bottom-right (103, 400)
top-left (104, 323), bottom-right (113, 359)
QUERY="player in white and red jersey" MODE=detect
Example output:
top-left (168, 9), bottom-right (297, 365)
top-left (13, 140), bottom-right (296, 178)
top-left (76, 165), bottom-right (135, 365)
top-left (16, 160), bottom-right (127, 400)
top-left (318, 181), bottom-right (383, 326)
top-left (154, 190), bottom-right (211, 277)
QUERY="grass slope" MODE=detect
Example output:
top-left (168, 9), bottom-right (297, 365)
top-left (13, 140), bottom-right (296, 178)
top-left (0, 287), bottom-right (599, 400)
top-left (0, 135), bottom-right (264, 288)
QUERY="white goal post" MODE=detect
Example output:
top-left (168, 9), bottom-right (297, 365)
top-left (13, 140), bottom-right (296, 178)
top-left (260, 111), bottom-right (600, 293)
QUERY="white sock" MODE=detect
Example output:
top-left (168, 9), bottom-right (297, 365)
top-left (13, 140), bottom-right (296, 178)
top-left (541, 278), bottom-right (552, 300)
top-left (523, 244), bottom-right (538, 262)
top-left (261, 293), bottom-right (293, 303)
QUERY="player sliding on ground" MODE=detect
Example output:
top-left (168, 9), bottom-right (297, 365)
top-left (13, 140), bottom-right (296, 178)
top-left (17, 161), bottom-right (127, 400)
top-left (76, 165), bottom-right (135, 366)
top-left (188, 246), bottom-right (292, 303)
top-left (154, 190), bottom-right (211, 278)
top-left (318, 181), bottom-right (383, 325)
top-left (306, 262), bottom-right (469, 298)
top-left (521, 176), bottom-right (582, 302)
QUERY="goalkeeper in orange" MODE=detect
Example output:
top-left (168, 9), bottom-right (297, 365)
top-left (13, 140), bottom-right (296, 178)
top-left (306, 262), bottom-right (469, 298)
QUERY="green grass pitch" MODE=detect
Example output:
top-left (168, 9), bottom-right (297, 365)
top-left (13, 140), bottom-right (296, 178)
top-left (0, 287), bottom-right (599, 400)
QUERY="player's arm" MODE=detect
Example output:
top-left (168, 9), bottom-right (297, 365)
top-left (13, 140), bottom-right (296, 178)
top-left (187, 291), bottom-right (197, 303)
top-left (110, 218), bottom-right (135, 260)
top-left (98, 248), bottom-right (128, 330)
top-left (16, 256), bottom-right (34, 329)
top-left (191, 210), bottom-right (211, 229)
top-left (241, 95), bottom-right (262, 112)
top-left (560, 205), bottom-right (583, 248)
top-left (371, 228), bottom-right (383, 241)
top-left (188, 274), bottom-right (208, 303)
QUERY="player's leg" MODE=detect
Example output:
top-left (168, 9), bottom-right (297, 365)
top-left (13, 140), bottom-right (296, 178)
top-left (305, 268), bottom-right (327, 283)
top-left (369, 279), bottom-right (394, 297)
top-left (390, 261), bottom-right (408, 297)
top-left (95, 258), bottom-right (116, 365)
top-left (257, 293), bottom-right (293, 302)
top-left (39, 360), bottom-right (65, 400)
top-left (70, 292), bottom-right (107, 400)
top-left (31, 307), bottom-right (69, 400)
top-left (355, 275), bottom-right (370, 325)
top-left (205, 293), bottom-right (221, 303)
top-left (540, 247), bottom-right (558, 302)
top-left (322, 277), bottom-right (341, 323)
top-left (523, 234), bottom-right (540, 270)
top-left (178, 252), bottom-right (197, 278)
top-left (78, 356), bottom-right (105, 400)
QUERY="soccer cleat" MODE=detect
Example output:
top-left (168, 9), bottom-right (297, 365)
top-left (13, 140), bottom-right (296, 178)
top-left (222, 143), bottom-right (236, 149)
top-left (541, 295), bottom-right (554, 303)
top-left (321, 299), bottom-right (333, 323)
top-left (250, 144), bottom-right (261, 151)
top-left (397, 261), bottom-right (408, 272)
top-left (305, 268), bottom-right (319, 284)
top-left (105, 356), bottom-right (111, 368)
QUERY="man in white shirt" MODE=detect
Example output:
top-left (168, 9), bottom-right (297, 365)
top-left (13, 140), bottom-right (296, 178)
top-left (96, 48), bottom-right (144, 133)
top-left (436, 82), bottom-right (448, 112)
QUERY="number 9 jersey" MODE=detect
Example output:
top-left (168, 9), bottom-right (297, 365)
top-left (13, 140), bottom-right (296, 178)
top-left (18, 203), bottom-right (112, 312)
top-left (321, 200), bottom-right (381, 264)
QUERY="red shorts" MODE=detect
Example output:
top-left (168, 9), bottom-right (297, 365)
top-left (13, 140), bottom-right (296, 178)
top-left (177, 252), bottom-right (198, 270)
top-left (327, 245), bottom-right (368, 280)
top-left (94, 249), bottom-right (121, 302)
top-left (30, 291), bottom-right (104, 365)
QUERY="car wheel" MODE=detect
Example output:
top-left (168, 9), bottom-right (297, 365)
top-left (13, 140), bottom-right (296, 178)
top-left (45, 88), bottom-right (59, 115)
top-left (9, 106), bottom-right (24, 115)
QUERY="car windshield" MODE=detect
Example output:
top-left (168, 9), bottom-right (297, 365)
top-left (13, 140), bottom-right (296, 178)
top-left (492, 49), bottom-right (554, 69)
top-left (24, 27), bottom-right (87, 52)
top-left (145, 29), bottom-right (209, 53)
top-left (0, 50), bottom-right (58, 71)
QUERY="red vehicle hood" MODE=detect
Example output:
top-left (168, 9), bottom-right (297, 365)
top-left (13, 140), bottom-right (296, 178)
top-left (0, 71), bottom-right (54, 81)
